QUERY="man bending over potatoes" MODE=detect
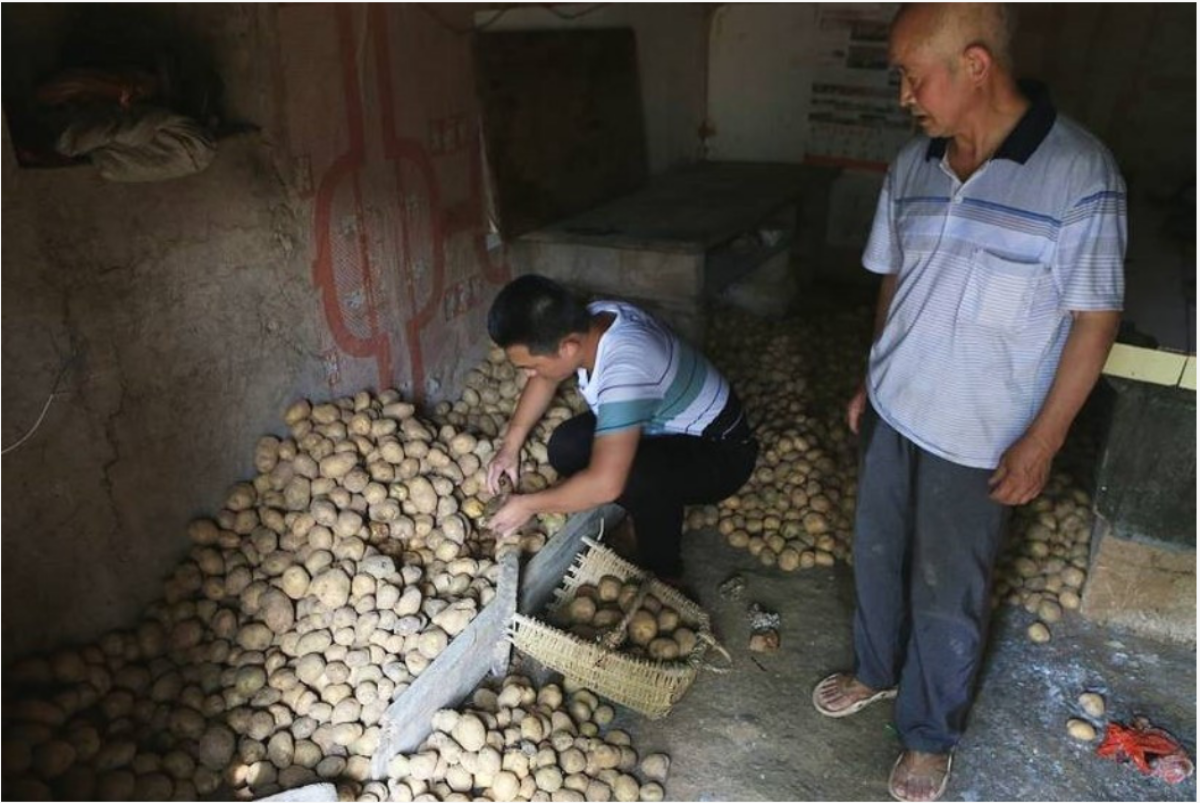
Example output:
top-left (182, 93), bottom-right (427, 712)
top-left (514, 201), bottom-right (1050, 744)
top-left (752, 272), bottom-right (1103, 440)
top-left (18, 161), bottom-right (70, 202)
top-left (482, 274), bottom-right (758, 586)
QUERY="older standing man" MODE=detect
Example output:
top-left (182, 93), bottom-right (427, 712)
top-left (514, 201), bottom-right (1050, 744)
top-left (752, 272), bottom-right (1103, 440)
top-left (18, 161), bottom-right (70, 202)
top-left (811, 4), bottom-right (1125, 801)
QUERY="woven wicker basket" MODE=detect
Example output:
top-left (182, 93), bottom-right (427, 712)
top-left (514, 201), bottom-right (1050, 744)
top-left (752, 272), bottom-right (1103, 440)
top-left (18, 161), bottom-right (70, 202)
top-left (507, 536), bottom-right (731, 719)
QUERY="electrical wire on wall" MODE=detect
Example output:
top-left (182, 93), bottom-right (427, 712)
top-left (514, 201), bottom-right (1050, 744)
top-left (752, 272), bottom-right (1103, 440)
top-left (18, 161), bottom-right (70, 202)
top-left (1, 361), bottom-right (71, 456)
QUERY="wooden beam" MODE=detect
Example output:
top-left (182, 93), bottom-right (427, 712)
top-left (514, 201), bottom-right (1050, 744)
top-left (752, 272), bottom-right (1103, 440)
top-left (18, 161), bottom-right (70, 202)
top-left (369, 504), bottom-right (626, 776)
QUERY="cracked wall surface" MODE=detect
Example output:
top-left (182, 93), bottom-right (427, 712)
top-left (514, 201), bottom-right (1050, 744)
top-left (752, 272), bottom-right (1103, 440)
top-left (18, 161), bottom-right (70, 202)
top-left (1, 119), bottom-right (331, 657)
top-left (0, 5), bottom-right (364, 658)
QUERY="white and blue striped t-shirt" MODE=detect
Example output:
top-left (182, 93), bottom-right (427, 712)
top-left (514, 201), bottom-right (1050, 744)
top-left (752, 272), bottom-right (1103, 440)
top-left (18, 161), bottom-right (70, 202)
top-left (577, 301), bottom-right (740, 439)
top-left (863, 88), bottom-right (1126, 469)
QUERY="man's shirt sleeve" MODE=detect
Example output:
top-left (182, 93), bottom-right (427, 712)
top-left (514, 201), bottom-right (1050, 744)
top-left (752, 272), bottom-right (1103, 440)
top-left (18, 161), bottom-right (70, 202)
top-left (593, 397), bottom-right (656, 436)
top-left (593, 354), bottom-right (659, 436)
top-left (863, 168), bottom-right (902, 276)
top-left (1053, 157), bottom-right (1127, 312)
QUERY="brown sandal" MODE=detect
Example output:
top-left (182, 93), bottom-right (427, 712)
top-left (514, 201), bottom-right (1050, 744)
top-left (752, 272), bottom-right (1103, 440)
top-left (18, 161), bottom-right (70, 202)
top-left (811, 672), bottom-right (897, 718)
top-left (887, 750), bottom-right (953, 802)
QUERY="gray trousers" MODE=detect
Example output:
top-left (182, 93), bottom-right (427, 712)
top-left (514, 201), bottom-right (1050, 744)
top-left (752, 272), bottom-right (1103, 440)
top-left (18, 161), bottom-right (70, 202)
top-left (852, 402), bottom-right (1011, 753)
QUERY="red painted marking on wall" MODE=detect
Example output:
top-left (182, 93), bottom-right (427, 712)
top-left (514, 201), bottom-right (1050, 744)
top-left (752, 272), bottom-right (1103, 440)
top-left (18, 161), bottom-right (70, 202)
top-left (297, 4), bottom-right (510, 398)
top-left (310, 5), bottom-right (393, 388)
top-left (442, 274), bottom-right (487, 322)
top-left (349, 163), bottom-right (392, 387)
top-left (370, 5), bottom-right (450, 401)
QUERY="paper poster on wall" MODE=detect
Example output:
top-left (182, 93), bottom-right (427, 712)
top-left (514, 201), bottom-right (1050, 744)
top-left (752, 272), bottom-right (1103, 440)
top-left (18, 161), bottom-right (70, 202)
top-left (806, 3), bottom-right (912, 170)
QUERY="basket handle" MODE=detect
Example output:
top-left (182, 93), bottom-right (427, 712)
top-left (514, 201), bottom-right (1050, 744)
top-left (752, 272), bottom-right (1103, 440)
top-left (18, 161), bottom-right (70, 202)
top-left (695, 631), bottom-right (733, 674)
top-left (598, 577), bottom-right (656, 651)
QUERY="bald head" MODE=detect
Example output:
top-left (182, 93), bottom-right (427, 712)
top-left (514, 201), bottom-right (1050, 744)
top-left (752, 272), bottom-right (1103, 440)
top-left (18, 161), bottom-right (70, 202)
top-left (893, 3), bottom-right (1017, 75)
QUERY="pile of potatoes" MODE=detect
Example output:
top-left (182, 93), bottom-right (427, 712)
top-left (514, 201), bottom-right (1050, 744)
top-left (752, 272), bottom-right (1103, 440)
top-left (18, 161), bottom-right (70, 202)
top-left (994, 475), bottom-right (1095, 642)
top-left (685, 307), bottom-right (1100, 629)
top-left (383, 673), bottom-right (670, 802)
top-left (685, 309), bottom-right (867, 570)
top-left (1, 350), bottom-right (586, 802)
top-left (434, 346), bottom-right (588, 499)
top-left (555, 579), bottom-right (699, 663)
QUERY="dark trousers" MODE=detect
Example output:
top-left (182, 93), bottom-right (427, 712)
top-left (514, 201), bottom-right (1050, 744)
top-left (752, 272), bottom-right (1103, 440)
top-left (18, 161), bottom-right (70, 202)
top-left (852, 403), bottom-right (1010, 753)
top-left (548, 412), bottom-right (758, 577)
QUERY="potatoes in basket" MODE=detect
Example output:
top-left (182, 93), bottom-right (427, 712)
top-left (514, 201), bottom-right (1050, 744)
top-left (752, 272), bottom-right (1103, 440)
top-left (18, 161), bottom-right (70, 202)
top-left (555, 584), bottom-right (696, 663)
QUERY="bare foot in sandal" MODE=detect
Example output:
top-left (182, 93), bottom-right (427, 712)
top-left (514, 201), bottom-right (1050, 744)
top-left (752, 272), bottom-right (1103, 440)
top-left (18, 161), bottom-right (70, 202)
top-left (888, 750), bottom-right (953, 802)
top-left (812, 672), bottom-right (897, 717)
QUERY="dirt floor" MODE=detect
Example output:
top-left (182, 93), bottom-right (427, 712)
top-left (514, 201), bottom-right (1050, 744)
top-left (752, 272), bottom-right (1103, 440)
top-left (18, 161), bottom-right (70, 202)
top-left (604, 528), bottom-right (1197, 802)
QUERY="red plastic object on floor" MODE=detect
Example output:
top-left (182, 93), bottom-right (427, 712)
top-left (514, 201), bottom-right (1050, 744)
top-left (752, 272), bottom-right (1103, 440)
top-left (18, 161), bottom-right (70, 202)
top-left (1096, 718), bottom-right (1195, 784)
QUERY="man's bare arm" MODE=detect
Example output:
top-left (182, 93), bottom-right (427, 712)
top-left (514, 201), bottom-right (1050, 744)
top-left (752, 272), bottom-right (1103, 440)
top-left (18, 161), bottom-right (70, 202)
top-left (486, 428), bottom-right (640, 535)
top-left (487, 374), bottom-right (560, 493)
top-left (989, 310), bottom-right (1121, 505)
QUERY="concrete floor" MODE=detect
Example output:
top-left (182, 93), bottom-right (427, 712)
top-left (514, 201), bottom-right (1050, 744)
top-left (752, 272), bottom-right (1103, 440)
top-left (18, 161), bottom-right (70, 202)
top-left (611, 529), bottom-right (1196, 802)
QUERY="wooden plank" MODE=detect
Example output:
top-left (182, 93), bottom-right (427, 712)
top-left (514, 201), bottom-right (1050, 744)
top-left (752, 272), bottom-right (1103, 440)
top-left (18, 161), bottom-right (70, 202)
top-left (489, 549), bottom-right (520, 677)
top-left (370, 504), bottom-right (625, 776)
top-left (259, 783), bottom-right (338, 802)
top-left (519, 504), bottom-right (626, 615)
top-left (1102, 342), bottom-right (1190, 387)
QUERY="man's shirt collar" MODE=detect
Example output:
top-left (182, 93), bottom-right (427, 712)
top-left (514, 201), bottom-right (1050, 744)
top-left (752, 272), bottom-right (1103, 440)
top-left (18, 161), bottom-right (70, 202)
top-left (924, 80), bottom-right (1057, 164)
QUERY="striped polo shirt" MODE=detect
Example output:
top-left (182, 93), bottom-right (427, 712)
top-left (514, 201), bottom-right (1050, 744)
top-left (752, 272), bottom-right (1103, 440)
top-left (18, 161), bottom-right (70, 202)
top-left (577, 301), bottom-right (743, 439)
top-left (863, 84), bottom-right (1126, 469)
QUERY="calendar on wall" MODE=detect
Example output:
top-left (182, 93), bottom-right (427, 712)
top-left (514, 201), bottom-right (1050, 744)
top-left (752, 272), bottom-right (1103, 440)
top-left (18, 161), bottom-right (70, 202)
top-left (805, 3), bottom-right (912, 171)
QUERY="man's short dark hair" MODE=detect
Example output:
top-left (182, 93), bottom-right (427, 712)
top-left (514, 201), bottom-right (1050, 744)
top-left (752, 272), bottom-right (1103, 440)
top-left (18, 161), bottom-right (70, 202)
top-left (487, 275), bottom-right (591, 355)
